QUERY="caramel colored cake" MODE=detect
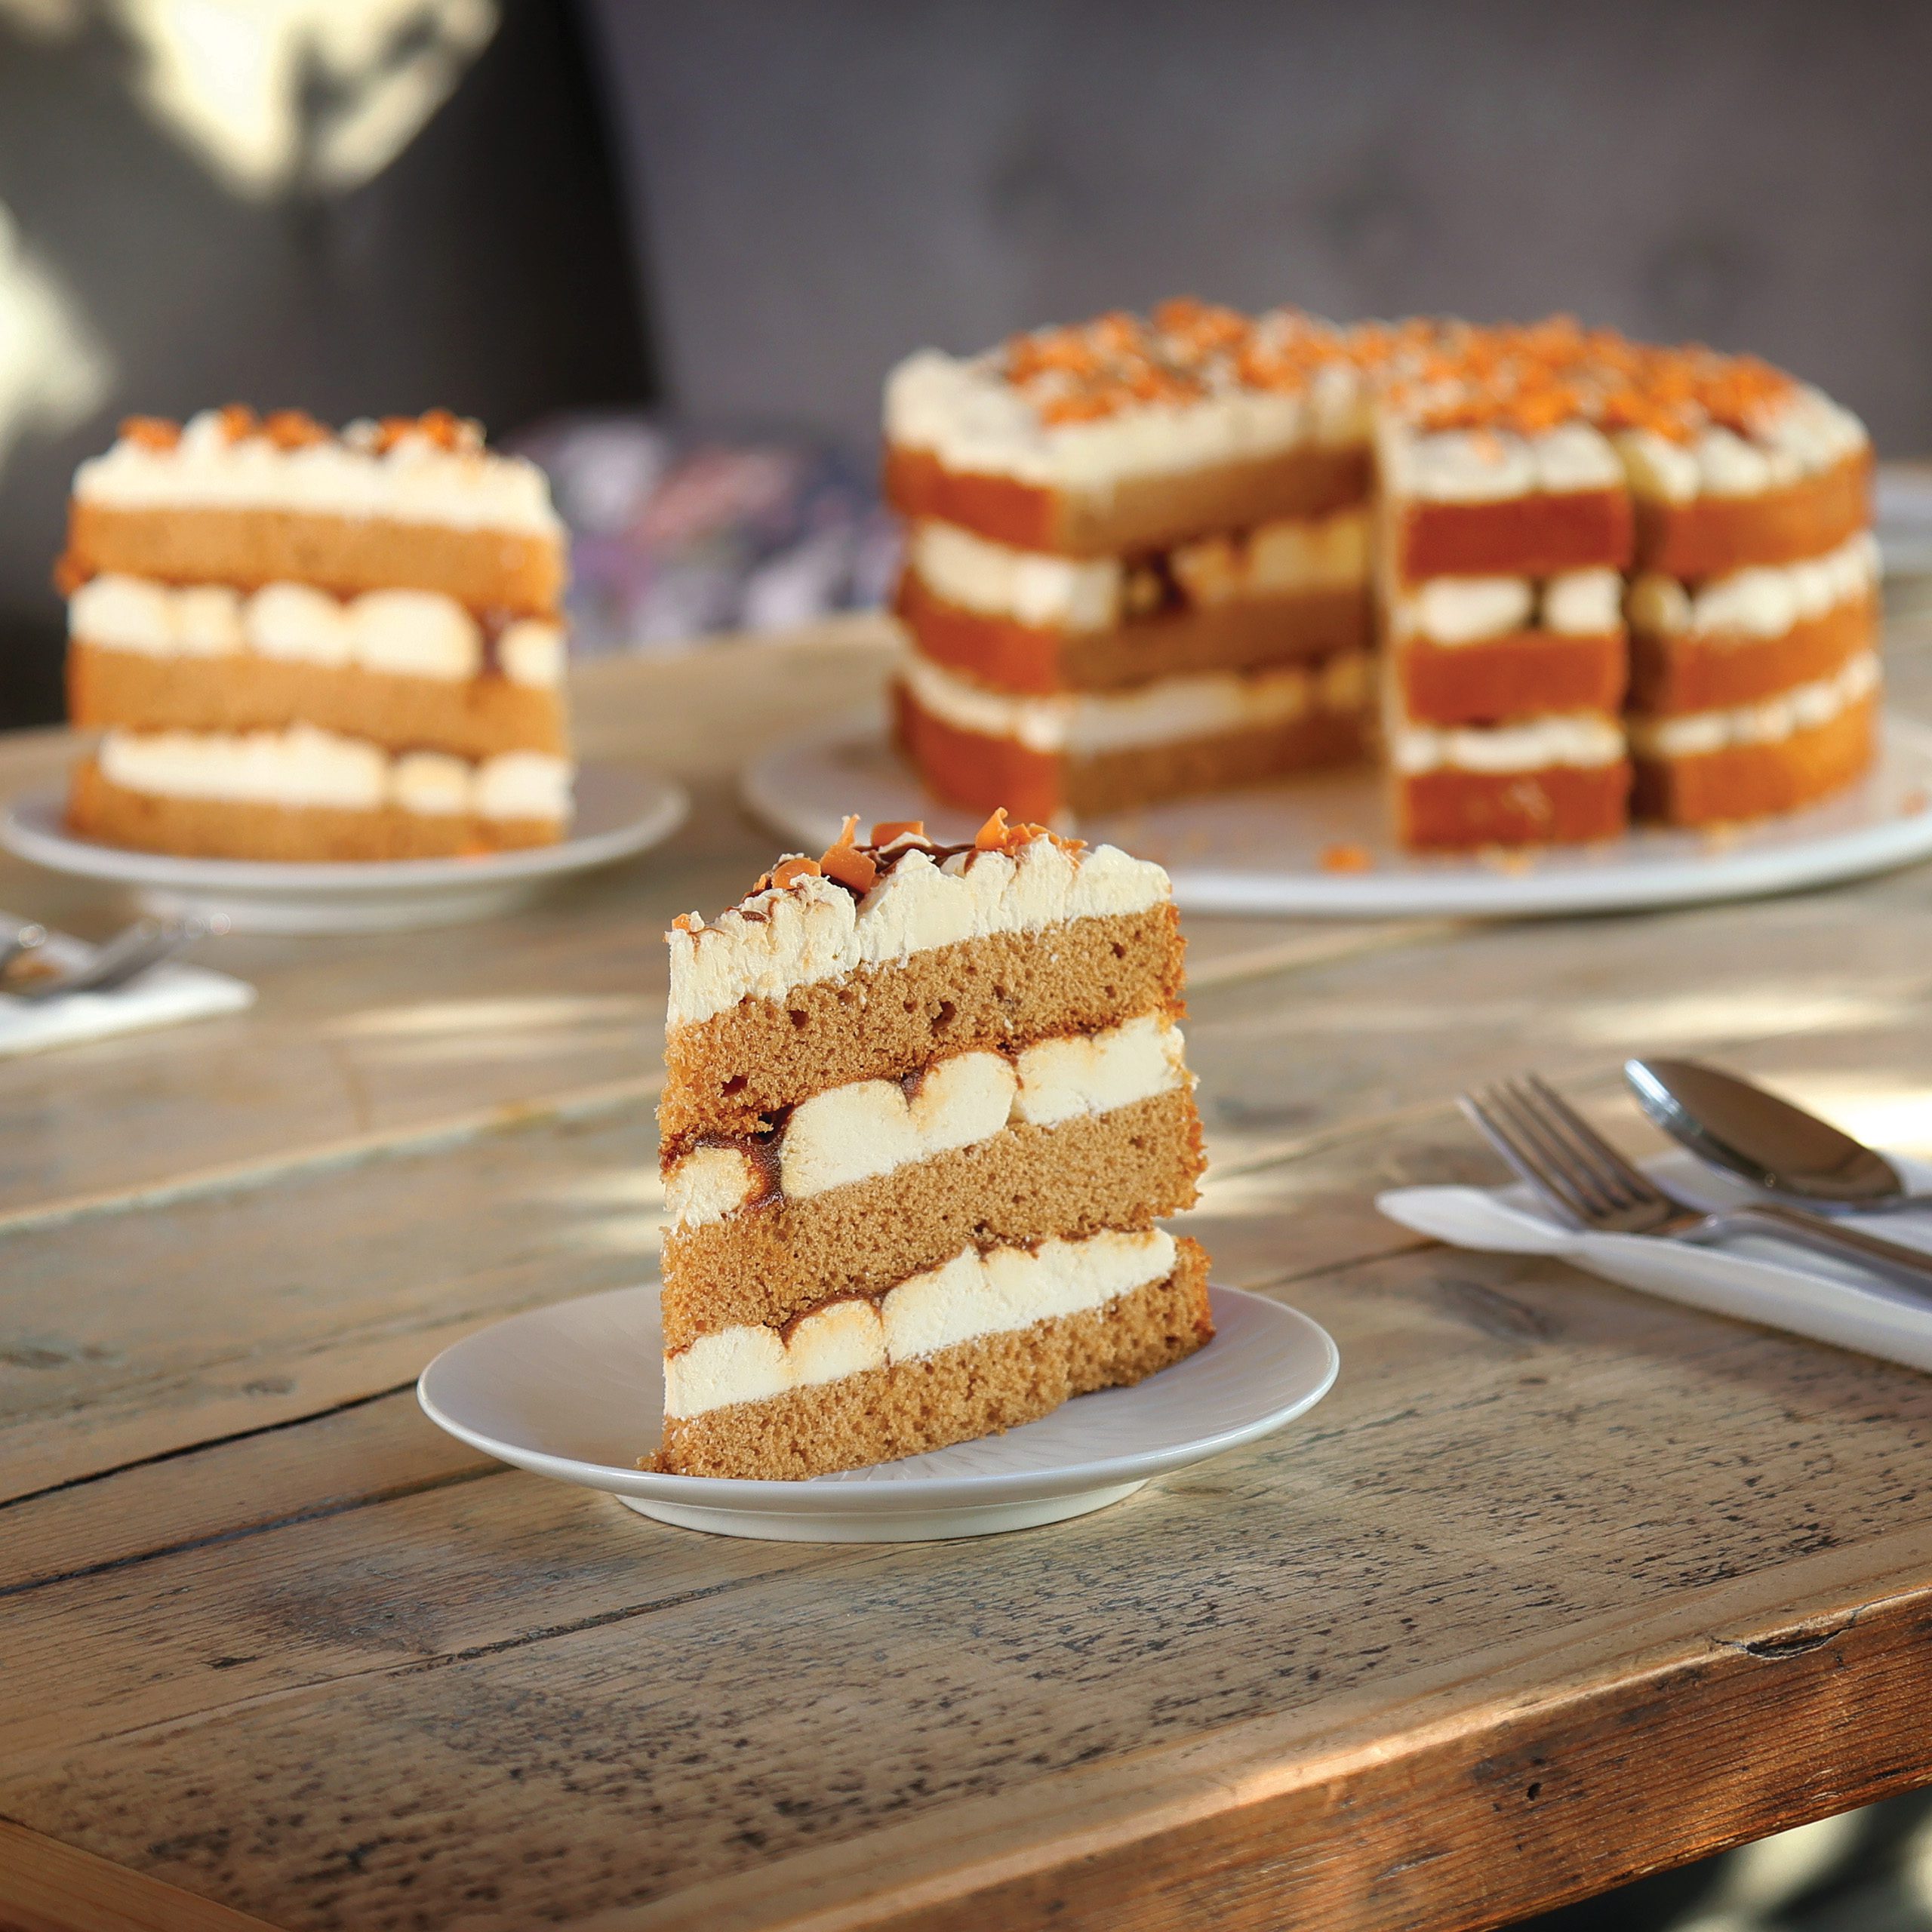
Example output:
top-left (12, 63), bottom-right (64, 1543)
top-left (655, 813), bottom-right (1213, 1480)
top-left (886, 306), bottom-right (1877, 850)
top-left (60, 408), bottom-right (573, 862)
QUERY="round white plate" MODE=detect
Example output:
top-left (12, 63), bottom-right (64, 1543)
top-left (417, 1282), bottom-right (1339, 1542)
top-left (742, 710), bottom-right (1932, 920)
top-left (0, 761), bottom-right (688, 933)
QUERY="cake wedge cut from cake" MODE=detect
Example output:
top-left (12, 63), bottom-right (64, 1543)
top-left (656, 812), bottom-right (1214, 1480)
top-left (60, 407), bottom-right (573, 862)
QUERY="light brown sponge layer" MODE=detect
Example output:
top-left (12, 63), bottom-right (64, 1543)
top-left (1396, 631), bottom-right (1626, 727)
top-left (63, 500), bottom-right (563, 617)
top-left (68, 640), bottom-right (568, 761)
top-left (1396, 761), bottom-right (1632, 850)
top-left (67, 757), bottom-right (561, 861)
top-left (897, 569), bottom-right (1373, 694)
top-left (1632, 451), bottom-right (1871, 579)
top-left (655, 1237), bottom-right (1214, 1480)
top-left (1395, 490), bottom-right (1634, 583)
top-left (884, 442), bottom-right (1371, 558)
top-left (1628, 595), bottom-right (1876, 715)
top-left (660, 907), bottom-right (1186, 1147)
top-left (662, 1087), bottom-right (1204, 1347)
top-left (894, 678), bottom-right (1368, 821)
top-left (1632, 693), bottom-right (1876, 827)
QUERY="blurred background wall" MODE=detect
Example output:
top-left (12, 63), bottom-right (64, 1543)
top-left (2, 0), bottom-right (1930, 724)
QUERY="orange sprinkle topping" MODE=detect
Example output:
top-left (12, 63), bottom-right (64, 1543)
top-left (769, 856), bottom-right (822, 890)
top-left (217, 404), bottom-right (257, 441)
top-left (262, 408), bottom-right (327, 449)
top-left (118, 415), bottom-right (179, 450)
top-left (973, 808), bottom-right (1054, 854)
top-left (1321, 842), bottom-right (1374, 874)
top-left (871, 820), bottom-right (927, 844)
top-left (819, 815), bottom-right (879, 893)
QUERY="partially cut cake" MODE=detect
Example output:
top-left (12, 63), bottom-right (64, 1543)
top-left (60, 407), bottom-right (572, 861)
top-left (656, 813), bottom-right (1213, 1480)
top-left (884, 306), bottom-right (1877, 851)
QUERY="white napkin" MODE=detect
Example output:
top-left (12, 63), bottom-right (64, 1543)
top-left (0, 919), bottom-right (254, 1057)
top-left (1379, 1149), bottom-right (1932, 1374)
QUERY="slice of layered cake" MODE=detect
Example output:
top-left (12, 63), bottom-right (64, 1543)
top-left (657, 813), bottom-right (1213, 1479)
top-left (60, 407), bottom-right (572, 861)
top-left (1614, 349), bottom-right (1878, 826)
top-left (888, 302), bottom-right (1379, 820)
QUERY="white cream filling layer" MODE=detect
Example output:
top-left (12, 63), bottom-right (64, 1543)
top-left (97, 726), bottom-right (574, 820)
top-left (666, 1013), bottom-right (1189, 1229)
top-left (669, 835), bottom-right (1170, 1032)
top-left (1391, 712), bottom-right (1626, 777)
top-left (1391, 568), bottom-right (1623, 647)
top-left (909, 509), bottom-right (1371, 632)
top-left (1626, 531), bottom-right (1879, 640)
top-left (886, 344), bottom-right (1370, 491)
top-left (901, 648), bottom-right (1374, 757)
top-left (75, 410), bottom-right (563, 534)
top-left (69, 574), bottom-right (565, 688)
top-left (1628, 652), bottom-right (1881, 760)
top-left (663, 1227), bottom-right (1177, 1420)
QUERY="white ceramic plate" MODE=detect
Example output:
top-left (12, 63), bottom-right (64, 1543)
top-left (1, 761), bottom-right (688, 933)
top-left (417, 1281), bottom-right (1339, 1542)
top-left (742, 710), bottom-right (1932, 919)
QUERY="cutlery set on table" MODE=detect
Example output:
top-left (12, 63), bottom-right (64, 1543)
top-left (1382, 1060), bottom-right (1932, 1374)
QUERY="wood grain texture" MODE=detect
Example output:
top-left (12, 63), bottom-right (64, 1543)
top-left (5, 619), bottom-right (1932, 1931)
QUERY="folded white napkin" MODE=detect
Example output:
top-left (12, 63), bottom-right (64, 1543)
top-left (0, 919), bottom-right (255, 1057)
top-left (1379, 1149), bottom-right (1932, 1374)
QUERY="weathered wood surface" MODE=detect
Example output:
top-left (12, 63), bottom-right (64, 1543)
top-left (5, 613), bottom-right (1932, 1931)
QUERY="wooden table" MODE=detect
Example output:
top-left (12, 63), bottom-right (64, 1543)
top-left (7, 613), bottom-right (1932, 1932)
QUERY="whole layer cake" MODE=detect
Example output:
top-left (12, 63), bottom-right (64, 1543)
top-left (886, 305), bottom-right (1876, 851)
top-left (656, 813), bottom-right (1213, 1480)
top-left (60, 407), bottom-right (573, 862)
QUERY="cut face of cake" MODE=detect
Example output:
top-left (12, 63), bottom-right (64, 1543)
top-left (884, 306), bottom-right (1878, 851)
top-left (60, 408), bottom-right (573, 861)
top-left (656, 813), bottom-right (1213, 1480)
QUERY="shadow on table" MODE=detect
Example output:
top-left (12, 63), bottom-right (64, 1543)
top-left (1513, 1791), bottom-right (1932, 1931)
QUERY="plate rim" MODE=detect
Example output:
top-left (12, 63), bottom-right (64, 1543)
top-left (416, 1281), bottom-right (1340, 1515)
top-left (0, 759), bottom-right (689, 897)
top-left (740, 709), bottom-right (1932, 920)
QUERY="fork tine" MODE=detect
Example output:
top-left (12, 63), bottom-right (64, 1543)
top-left (1496, 1077), bottom-right (1638, 1212)
top-left (1460, 1089), bottom-right (1592, 1227)
top-left (1518, 1073), bottom-right (1663, 1210)
top-left (1483, 1081), bottom-right (1623, 1219)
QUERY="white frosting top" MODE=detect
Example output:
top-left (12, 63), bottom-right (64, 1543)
top-left (900, 649), bottom-right (1374, 755)
top-left (667, 835), bottom-right (1171, 1032)
top-left (1379, 420), bottom-right (1623, 505)
top-left (886, 345), bottom-right (1369, 491)
top-left (75, 410), bottom-right (563, 535)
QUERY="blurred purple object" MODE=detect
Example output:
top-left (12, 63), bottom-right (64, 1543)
top-left (514, 416), bottom-right (899, 657)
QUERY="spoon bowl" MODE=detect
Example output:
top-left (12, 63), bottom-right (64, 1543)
top-left (1623, 1057), bottom-right (1921, 1213)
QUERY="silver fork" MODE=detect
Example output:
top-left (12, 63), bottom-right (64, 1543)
top-left (1460, 1072), bottom-right (1932, 1297)
top-left (7, 915), bottom-right (226, 1003)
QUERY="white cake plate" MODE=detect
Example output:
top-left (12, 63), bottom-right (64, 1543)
top-left (0, 761), bottom-right (688, 934)
top-left (417, 1282), bottom-right (1339, 1543)
top-left (742, 709), bottom-right (1932, 919)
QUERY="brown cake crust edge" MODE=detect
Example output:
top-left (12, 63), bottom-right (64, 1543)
top-left (655, 1236), bottom-right (1214, 1480)
top-left (662, 1087), bottom-right (1205, 1346)
top-left (1397, 631), bottom-right (1626, 725)
top-left (67, 757), bottom-right (561, 860)
top-left (660, 907), bottom-right (1188, 1148)
top-left (1632, 693), bottom-right (1877, 826)
top-left (897, 569), bottom-right (1373, 694)
top-left (1395, 489), bottom-right (1635, 583)
top-left (894, 678), bottom-right (1369, 822)
top-left (63, 500), bottom-right (563, 617)
top-left (1396, 761), bottom-right (1632, 850)
top-left (884, 442), bottom-right (1372, 558)
top-left (68, 639), bottom-right (568, 761)
top-left (1632, 450), bottom-right (1871, 579)
top-left (1628, 595), bottom-right (1875, 715)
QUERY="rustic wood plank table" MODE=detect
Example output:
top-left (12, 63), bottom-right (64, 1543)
top-left (7, 611), bottom-right (1932, 1932)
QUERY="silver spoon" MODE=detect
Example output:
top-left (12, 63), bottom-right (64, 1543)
top-left (1624, 1056), bottom-right (1924, 1214)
